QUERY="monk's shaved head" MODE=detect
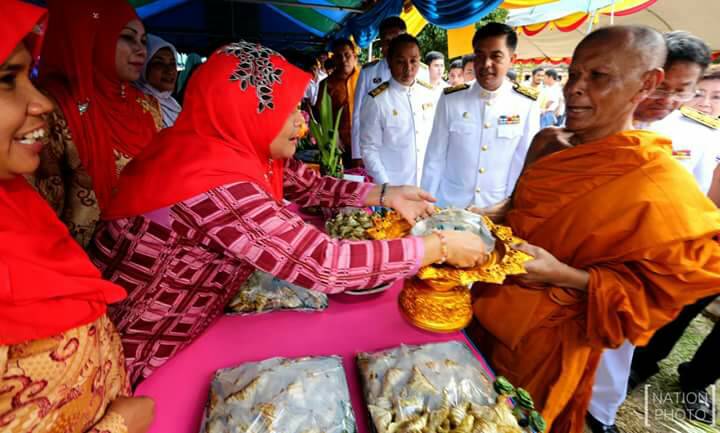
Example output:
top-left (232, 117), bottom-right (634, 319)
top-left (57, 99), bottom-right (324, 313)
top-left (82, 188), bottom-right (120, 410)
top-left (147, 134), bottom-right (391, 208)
top-left (564, 25), bottom-right (666, 142)
top-left (576, 26), bottom-right (667, 77)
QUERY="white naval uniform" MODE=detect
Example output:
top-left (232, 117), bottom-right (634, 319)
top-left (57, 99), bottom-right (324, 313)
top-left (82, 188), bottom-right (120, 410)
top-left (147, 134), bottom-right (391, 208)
top-left (420, 80), bottom-right (541, 208)
top-left (351, 59), bottom-right (430, 159)
top-left (589, 107), bottom-right (720, 426)
top-left (359, 78), bottom-right (437, 186)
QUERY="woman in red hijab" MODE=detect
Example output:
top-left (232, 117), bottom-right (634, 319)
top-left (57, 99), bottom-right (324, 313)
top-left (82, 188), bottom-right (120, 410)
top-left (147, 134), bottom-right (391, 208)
top-left (30, 0), bottom-right (162, 248)
top-left (90, 41), bottom-right (490, 385)
top-left (0, 2), bottom-right (153, 432)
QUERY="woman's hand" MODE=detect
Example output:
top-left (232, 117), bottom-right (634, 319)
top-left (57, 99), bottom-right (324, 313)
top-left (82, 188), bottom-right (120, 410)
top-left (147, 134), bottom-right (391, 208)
top-left (382, 185), bottom-right (436, 225)
top-left (108, 396), bottom-right (155, 433)
top-left (514, 243), bottom-right (589, 290)
top-left (421, 231), bottom-right (489, 268)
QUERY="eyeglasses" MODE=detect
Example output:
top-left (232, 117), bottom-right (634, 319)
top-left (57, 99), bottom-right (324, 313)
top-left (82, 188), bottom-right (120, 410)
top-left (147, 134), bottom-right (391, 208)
top-left (647, 88), bottom-right (698, 102)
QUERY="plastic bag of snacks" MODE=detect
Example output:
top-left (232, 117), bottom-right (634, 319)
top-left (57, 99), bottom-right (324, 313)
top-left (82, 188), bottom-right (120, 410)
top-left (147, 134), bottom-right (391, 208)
top-left (226, 271), bottom-right (328, 315)
top-left (201, 356), bottom-right (357, 433)
top-left (357, 341), bottom-right (543, 433)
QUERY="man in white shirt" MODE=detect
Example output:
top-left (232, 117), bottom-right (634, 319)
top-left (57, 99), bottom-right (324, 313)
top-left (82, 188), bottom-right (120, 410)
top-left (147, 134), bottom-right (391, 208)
top-left (359, 34), bottom-right (436, 186)
top-left (587, 31), bottom-right (718, 433)
top-left (350, 16), bottom-right (429, 166)
top-left (447, 59), bottom-right (465, 86)
top-left (421, 23), bottom-right (540, 209)
top-left (540, 68), bottom-right (563, 127)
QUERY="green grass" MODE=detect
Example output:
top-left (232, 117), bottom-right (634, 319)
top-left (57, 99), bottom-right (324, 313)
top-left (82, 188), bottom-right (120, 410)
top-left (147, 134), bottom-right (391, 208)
top-left (586, 316), bottom-right (719, 433)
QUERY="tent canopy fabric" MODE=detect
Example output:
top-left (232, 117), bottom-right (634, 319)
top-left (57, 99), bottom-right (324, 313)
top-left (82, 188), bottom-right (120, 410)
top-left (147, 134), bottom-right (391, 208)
top-left (514, 0), bottom-right (720, 60)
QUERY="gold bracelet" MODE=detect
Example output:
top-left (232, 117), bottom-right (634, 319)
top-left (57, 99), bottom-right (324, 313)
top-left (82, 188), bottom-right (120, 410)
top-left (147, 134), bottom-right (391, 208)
top-left (433, 230), bottom-right (448, 265)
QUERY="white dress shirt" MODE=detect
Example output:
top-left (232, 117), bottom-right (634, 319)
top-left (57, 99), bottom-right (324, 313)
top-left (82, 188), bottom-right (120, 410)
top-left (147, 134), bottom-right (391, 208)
top-left (421, 80), bottom-right (541, 208)
top-left (359, 78), bottom-right (437, 186)
top-left (351, 59), bottom-right (429, 159)
top-left (644, 109), bottom-right (719, 193)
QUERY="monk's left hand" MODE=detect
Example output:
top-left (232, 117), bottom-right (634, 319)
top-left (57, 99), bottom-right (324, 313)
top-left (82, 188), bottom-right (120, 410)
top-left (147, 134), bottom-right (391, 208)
top-left (514, 243), bottom-right (589, 290)
top-left (383, 185), bottom-right (437, 226)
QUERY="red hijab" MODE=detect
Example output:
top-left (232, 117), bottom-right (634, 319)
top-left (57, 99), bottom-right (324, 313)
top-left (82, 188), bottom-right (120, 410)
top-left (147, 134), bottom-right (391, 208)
top-left (104, 41), bottom-right (311, 219)
top-left (38, 0), bottom-right (158, 211)
top-left (0, 1), bottom-right (126, 346)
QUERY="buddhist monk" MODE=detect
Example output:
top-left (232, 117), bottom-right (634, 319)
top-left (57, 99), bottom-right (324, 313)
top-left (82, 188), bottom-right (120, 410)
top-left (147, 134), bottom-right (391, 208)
top-left (467, 26), bottom-right (720, 433)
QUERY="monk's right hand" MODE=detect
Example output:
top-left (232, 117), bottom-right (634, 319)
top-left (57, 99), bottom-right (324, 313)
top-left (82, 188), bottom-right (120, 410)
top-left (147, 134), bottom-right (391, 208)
top-left (443, 231), bottom-right (489, 268)
top-left (108, 396), bottom-right (155, 433)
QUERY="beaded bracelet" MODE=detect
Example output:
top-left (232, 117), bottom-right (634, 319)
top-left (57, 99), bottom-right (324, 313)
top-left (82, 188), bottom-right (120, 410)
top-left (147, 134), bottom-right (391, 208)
top-left (433, 230), bottom-right (448, 265)
top-left (379, 183), bottom-right (389, 207)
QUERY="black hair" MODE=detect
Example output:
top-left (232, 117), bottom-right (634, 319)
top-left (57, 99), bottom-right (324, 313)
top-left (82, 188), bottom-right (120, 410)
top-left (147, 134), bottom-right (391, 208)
top-left (461, 54), bottom-right (475, 68)
top-left (532, 67), bottom-right (544, 76)
top-left (330, 38), bottom-right (355, 53)
top-left (379, 16), bottom-right (407, 38)
top-left (665, 31), bottom-right (711, 72)
top-left (387, 33), bottom-right (420, 60)
top-left (545, 68), bottom-right (559, 80)
top-left (425, 51), bottom-right (444, 65)
top-left (324, 58), bottom-right (335, 71)
top-left (702, 70), bottom-right (720, 81)
top-left (449, 59), bottom-right (463, 70)
top-left (472, 22), bottom-right (518, 53)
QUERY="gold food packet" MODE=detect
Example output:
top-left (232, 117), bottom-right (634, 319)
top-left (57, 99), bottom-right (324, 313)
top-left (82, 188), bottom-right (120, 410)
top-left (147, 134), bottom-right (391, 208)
top-left (368, 211), bottom-right (532, 287)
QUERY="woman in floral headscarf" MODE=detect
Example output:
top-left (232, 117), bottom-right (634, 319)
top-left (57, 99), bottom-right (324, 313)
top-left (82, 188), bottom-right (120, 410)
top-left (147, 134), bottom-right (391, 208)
top-left (31, 0), bottom-right (162, 248)
top-left (0, 1), bottom-right (153, 432)
top-left (90, 41), bottom-right (490, 385)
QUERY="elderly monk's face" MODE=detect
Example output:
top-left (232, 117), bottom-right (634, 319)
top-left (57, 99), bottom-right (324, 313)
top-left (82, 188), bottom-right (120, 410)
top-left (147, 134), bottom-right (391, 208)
top-left (634, 61), bottom-right (704, 122)
top-left (564, 37), bottom-right (659, 141)
top-left (0, 44), bottom-right (53, 179)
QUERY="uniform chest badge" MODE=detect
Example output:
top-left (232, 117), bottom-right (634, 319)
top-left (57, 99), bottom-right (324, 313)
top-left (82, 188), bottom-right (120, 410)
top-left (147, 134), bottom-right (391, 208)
top-left (373, 77), bottom-right (382, 84)
top-left (672, 149), bottom-right (692, 160)
top-left (498, 114), bottom-right (521, 125)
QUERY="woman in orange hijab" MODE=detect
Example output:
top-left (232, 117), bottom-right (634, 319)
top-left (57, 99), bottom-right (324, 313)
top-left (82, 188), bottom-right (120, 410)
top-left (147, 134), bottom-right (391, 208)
top-left (90, 41), bottom-right (490, 385)
top-left (0, 2), bottom-right (153, 431)
top-left (30, 0), bottom-right (162, 248)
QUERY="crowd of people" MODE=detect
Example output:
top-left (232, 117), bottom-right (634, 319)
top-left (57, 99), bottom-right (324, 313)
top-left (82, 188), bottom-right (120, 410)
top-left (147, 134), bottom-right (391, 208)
top-left (1, 1), bottom-right (719, 433)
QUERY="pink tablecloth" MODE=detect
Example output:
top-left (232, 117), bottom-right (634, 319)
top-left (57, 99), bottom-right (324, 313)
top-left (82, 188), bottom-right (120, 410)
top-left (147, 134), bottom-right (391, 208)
top-left (135, 281), bottom-right (493, 433)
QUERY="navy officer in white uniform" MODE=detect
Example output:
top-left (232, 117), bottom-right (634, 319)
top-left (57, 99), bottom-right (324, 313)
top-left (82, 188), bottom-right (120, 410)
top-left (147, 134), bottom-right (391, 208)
top-left (421, 23), bottom-right (541, 209)
top-left (359, 34), bottom-right (437, 186)
top-left (351, 16), bottom-right (429, 166)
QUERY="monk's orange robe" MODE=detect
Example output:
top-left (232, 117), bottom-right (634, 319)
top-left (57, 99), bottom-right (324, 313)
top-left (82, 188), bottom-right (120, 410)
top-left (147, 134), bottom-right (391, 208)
top-left (469, 130), bottom-right (720, 433)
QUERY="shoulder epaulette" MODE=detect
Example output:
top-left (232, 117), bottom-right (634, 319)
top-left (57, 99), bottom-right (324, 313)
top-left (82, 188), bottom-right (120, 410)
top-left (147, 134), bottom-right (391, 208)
top-left (443, 83), bottom-right (470, 95)
top-left (416, 79), bottom-right (433, 90)
top-left (513, 83), bottom-right (539, 100)
top-left (361, 59), bottom-right (380, 69)
top-left (680, 106), bottom-right (720, 130)
top-left (368, 81), bottom-right (390, 98)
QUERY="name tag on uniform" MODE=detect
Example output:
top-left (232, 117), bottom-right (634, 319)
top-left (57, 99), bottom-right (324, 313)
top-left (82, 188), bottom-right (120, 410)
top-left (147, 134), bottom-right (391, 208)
top-left (498, 114), bottom-right (521, 125)
top-left (672, 149), bottom-right (692, 160)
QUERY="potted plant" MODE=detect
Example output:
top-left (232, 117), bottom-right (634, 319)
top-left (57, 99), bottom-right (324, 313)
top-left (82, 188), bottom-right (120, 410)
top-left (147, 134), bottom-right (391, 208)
top-left (308, 86), bottom-right (343, 178)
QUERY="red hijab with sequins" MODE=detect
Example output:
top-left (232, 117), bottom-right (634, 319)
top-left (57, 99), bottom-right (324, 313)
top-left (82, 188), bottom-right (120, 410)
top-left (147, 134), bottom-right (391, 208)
top-left (0, 0), bottom-right (126, 345)
top-left (38, 0), bottom-right (158, 211)
top-left (104, 42), bottom-right (311, 219)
